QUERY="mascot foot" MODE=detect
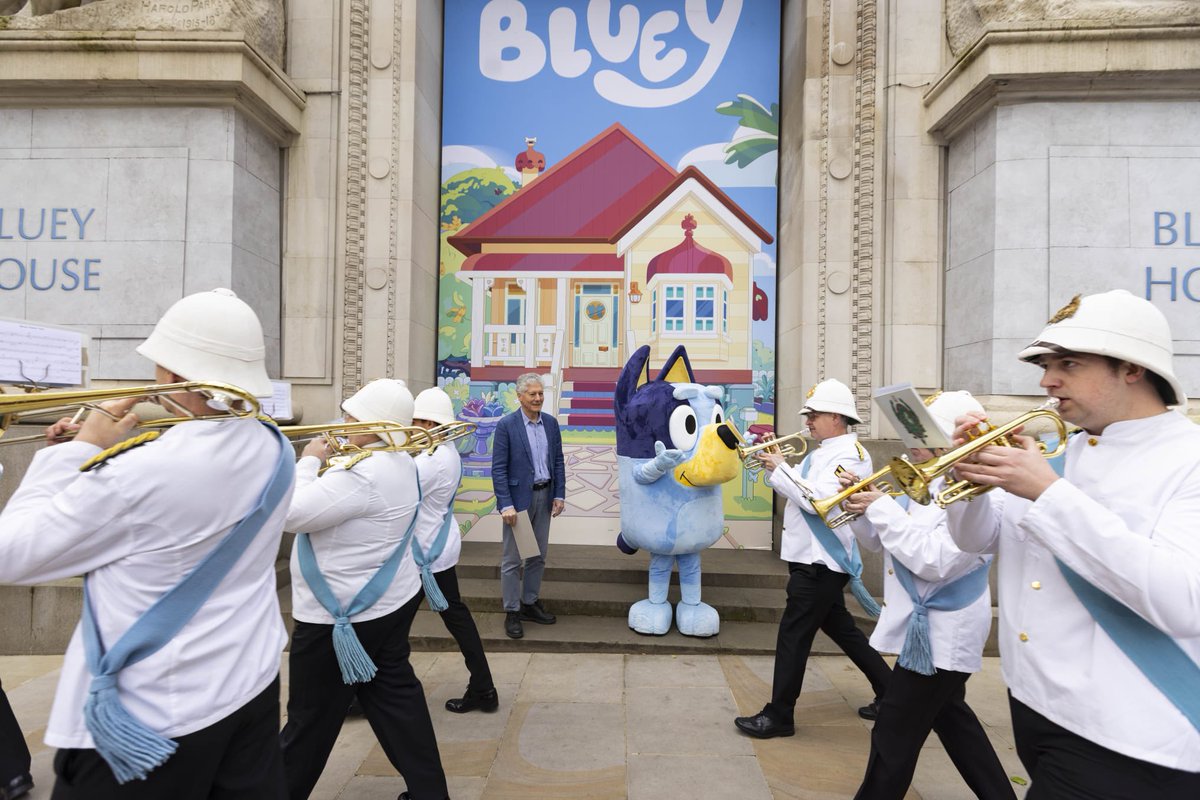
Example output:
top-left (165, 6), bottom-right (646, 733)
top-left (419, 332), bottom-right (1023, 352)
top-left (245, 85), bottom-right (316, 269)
top-left (675, 601), bottom-right (720, 638)
top-left (628, 599), bottom-right (672, 635)
top-left (616, 533), bottom-right (638, 555)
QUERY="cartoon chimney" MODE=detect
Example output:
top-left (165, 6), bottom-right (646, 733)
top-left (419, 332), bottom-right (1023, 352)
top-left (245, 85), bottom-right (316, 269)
top-left (515, 137), bottom-right (546, 187)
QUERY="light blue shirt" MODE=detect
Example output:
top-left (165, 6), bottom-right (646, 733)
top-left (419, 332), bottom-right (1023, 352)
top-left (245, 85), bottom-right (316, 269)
top-left (524, 413), bottom-right (550, 483)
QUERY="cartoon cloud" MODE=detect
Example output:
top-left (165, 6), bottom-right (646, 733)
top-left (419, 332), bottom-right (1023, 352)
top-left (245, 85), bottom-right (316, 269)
top-left (614, 345), bottom-right (741, 637)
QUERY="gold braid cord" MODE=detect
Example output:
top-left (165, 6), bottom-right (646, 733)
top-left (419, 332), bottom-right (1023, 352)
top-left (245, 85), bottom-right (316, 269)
top-left (79, 431), bottom-right (163, 473)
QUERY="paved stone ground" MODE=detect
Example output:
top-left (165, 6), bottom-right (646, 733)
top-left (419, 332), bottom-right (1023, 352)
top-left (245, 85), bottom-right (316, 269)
top-left (2, 653), bottom-right (1030, 799)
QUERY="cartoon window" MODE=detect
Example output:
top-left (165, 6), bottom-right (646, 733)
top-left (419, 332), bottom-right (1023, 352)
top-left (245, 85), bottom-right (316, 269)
top-left (722, 289), bottom-right (728, 334)
top-left (505, 296), bottom-right (525, 325)
top-left (665, 285), bottom-right (685, 332)
top-left (651, 289), bottom-right (657, 334)
top-left (694, 285), bottom-right (715, 332)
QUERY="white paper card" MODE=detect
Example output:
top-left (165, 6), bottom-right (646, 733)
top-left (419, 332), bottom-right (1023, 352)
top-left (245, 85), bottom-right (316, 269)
top-left (872, 382), bottom-right (952, 450)
top-left (259, 381), bottom-right (293, 420)
top-left (511, 511), bottom-right (542, 561)
top-left (0, 318), bottom-right (84, 387)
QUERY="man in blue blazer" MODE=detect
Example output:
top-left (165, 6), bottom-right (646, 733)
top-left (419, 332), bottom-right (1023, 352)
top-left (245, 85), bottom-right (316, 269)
top-left (491, 374), bottom-right (567, 639)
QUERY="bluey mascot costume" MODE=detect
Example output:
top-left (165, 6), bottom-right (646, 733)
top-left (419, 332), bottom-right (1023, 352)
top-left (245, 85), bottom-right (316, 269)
top-left (614, 345), bottom-right (741, 636)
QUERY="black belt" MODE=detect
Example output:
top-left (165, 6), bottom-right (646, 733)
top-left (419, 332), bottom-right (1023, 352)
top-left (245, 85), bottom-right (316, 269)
top-left (532, 480), bottom-right (551, 491)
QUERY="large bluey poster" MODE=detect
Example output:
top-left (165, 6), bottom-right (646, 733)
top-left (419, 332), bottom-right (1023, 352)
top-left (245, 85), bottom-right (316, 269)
top-left (438, 0), bottom-right (780, 548)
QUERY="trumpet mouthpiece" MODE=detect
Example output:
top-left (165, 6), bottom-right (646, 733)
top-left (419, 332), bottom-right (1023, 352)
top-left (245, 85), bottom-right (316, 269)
top-left (1040, 397), bottom-right (1061, 411)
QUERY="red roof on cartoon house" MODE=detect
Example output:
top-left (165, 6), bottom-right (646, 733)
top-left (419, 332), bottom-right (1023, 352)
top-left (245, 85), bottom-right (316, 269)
top-left (448, 124), bottom-right (773, 258)
top-left (647, 214), bottom-right (733, 282)
top-left (461, 253), bottom-right (623, 273)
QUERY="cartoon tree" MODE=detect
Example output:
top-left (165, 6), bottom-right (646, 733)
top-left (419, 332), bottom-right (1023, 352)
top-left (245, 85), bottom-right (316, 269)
top-left (717, 95), bottom-right (779, 184)
top-left (440, 167), bottom-right (516, 227)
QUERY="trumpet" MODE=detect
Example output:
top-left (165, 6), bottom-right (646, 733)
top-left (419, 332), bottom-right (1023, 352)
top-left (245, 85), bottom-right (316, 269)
top-left (0, 381), bottom-right (261, 446)
top-left (888, 399), bottom-right (1067, 508)
top-left (811, 464), bottom-right (909, 529)
top-left (738, 430), bottom-right (808, 463)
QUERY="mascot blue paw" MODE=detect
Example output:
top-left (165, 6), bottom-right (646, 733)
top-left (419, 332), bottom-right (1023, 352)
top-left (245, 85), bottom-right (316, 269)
top-left (616, 533), bottom-right (638, 555)
top-left (628, 599), bottom-right (673, 635)
top-left (675, 601), bottom-right (720, 638)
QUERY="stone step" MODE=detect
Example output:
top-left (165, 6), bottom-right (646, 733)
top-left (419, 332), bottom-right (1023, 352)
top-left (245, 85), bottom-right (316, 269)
top-left (453, 541), bottom-right (790, 589)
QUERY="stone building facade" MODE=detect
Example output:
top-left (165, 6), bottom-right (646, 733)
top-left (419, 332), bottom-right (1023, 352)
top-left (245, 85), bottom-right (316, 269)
top-left (2, 0), bottom-right (1199, 542)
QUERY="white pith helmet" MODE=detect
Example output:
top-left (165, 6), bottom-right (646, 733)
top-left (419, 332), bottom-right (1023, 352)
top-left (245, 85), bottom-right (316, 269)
top-left (136, 288), bottom-right (272, 397)
top-left (342, 380), bottom-right (414, 437)
top-left (925, 390), bottom-right (985, 438)
top-left (801, 378), bottom-right (863, 423)
top-left (1018, 290), bottom-right (1185, 407)
top-left (413, 388), bottom-right (456, 426)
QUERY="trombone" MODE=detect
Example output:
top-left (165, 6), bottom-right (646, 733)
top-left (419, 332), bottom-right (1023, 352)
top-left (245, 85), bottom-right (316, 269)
top-left (888, 399), bottom-right (1067, 508)
top-left (279, 420), bottom-right (435, 453)
top-left (427, 420), bottom-right (477, 450)
top-left (0, 381), bottom-right (261, 447)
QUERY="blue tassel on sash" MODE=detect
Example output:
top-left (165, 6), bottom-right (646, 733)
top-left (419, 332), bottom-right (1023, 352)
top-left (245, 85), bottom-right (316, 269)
top-left (81, 422), bottom-right (294, 783)
top-left (411, 463), bottom-right (461, 613)
top-left (296, 476), bottom-right (424, 684)
top-left (891, 558), bottom-right (991, 676)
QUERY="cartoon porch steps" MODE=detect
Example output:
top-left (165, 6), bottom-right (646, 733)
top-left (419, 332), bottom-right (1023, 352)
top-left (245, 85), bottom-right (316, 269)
top-left (559, 370), bottom-right (618, 427)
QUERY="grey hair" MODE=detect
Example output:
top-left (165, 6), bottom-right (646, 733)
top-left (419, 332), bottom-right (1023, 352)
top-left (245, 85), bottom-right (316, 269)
top-left (516, 373), bottom-right (544, 393)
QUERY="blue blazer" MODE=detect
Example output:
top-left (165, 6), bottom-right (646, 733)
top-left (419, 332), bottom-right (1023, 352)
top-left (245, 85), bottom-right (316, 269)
top-left (491, 409), bottom-right (566, 512)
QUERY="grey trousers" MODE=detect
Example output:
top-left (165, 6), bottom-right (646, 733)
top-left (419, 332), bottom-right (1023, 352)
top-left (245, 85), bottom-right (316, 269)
top-left (500, 486), bottom-right (552, 611)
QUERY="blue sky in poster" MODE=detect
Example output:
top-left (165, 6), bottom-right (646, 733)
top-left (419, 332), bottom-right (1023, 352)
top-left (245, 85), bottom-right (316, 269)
top-left (442, 0), bottom-right (780, 348)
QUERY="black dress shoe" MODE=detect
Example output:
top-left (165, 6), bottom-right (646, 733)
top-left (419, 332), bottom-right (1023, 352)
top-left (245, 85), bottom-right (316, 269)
top-left (734, 712), bottom-right (794, 739)
top-left (398, 793), bottom-right (450, 800)
top-left (520, 600), bottom-right (556, 624)
top-left (446, 686), bottom-right (499, 713)
top-left (505, 611), bottom-right (524, 639)
top-left (858, 701), bottom-right (880, 721)
top-left (1, 773), bottom-right (33, 800)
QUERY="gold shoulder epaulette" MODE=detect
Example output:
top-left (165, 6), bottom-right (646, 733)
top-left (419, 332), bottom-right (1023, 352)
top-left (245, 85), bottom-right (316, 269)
top-left (319, 450), bottom-right (374, 476)
top-left (79, 431), bottom-right (162, 473)
top-left (855, 441), bottom-right (867, 460)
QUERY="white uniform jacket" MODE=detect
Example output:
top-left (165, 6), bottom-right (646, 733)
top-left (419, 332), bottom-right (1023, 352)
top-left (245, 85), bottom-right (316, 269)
top-left (849, 482), bottom-right (993, 674)
top-left (0, 418), bottom-right (293, 749)
top-left (413, 443), bottom-right (463, 575)
top-left (772, 432), bottom-right (872, 570)
top-left (286, 449), bottom-right (421, 625)
top-left (946, 411), bottom-right (1200, 771)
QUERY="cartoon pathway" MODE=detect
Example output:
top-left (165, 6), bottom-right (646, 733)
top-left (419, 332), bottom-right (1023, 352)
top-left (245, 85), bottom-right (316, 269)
top-left (4, 653), bottom-right (1029, 799)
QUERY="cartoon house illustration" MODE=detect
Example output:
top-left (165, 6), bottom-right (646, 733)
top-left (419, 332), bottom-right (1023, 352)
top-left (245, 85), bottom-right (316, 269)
top-left (447, 123), bottom-right (773, 427)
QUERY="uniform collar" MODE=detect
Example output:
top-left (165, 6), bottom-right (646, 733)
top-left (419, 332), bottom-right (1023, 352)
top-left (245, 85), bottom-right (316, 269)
top-left (1088, 410), bottom-right (1184, 441)
top-left (817, 431), bottom-right (858, 449)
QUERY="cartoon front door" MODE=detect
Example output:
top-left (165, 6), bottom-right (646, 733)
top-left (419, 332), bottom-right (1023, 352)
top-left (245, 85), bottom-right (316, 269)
top-left (572, 285), bottom-right (619, 368)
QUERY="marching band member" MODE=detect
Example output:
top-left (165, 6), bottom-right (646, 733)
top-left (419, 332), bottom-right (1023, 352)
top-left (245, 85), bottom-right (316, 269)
top-left (841, 391), bottom-right (1015, 800)
top-left (410, 388), bottom-right (498, 714)
top-left (279, 379), bottom-right (448, 800)
top-left (945, 290), bottom-right (1200, 798)
top-left (734, 379), bottom-right (891, 739)
top-left (0, 288), bottom-right (295, 798)
top-left (0, 466), bottom-right (34, 800)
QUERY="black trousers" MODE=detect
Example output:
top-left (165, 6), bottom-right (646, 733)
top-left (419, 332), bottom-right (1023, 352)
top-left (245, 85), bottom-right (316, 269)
top-left (281, 592), bottom-right (448, 800)
top-left (0, 678), bottom-right (31, 784)
top-left (765, 562), bottom-right (891, 724)
top-left (1010, 695), bottom-right (1200, 800)
top-left (855, 665), bottom-right (1015, 800)
top-left (51, 676), bottom-right (285, 800)
top-left (434, 566), bottom-right (494, 693)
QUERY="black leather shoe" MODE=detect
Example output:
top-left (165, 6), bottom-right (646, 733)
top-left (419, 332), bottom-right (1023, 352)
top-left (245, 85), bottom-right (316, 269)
top-left (505, 611), bottom-right (524, 639)
top-left (446, 686), bottom-right (499, 713)
top-left (398, 793), bottom-right (450, 800)
top-left (858, 701), bottom-right (880, 721)
top-left (520, 600), bottom-right (556, 624)
top-left (734, 712), bottom-right (794, 739)
top-left (1, 773), bottom-right (33, 800)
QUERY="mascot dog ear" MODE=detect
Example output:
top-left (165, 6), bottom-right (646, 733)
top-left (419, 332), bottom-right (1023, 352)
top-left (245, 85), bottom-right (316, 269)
top-left (655, 345), bottom-right (696, 385)
top-left (614, 344), bottom-right (653, 421)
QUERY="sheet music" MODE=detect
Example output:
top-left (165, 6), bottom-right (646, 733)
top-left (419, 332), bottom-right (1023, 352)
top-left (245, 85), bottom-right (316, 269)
top-left (259, 380), bottom-right (293, 420)
top-left (0, 319), bottom-right (84, 387)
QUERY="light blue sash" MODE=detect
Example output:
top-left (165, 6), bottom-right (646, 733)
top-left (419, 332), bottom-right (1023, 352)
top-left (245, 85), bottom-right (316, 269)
top-left (295, 468), bottom-right (423, 685)
top-left (411, 450), bottom-right (462, 612)
top-left (892, 557), bottom-right (990, 676)
top-left (1047, 443), bottom-right (1200, 731)
top-left (799, 454), bottom-right (881, 618)
top-left (81, 421), bottom-right (294, 784)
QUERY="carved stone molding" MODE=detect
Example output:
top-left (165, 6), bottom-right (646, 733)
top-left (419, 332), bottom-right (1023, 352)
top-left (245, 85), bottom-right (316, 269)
top-left (386, 6), bottom-right (402, 376)
top-left (341, 0), bottom-right (368, 400)
top-left (816, 0), bottom-right (831, 378)
top-left (851, 0), bottom-right (877, 424)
